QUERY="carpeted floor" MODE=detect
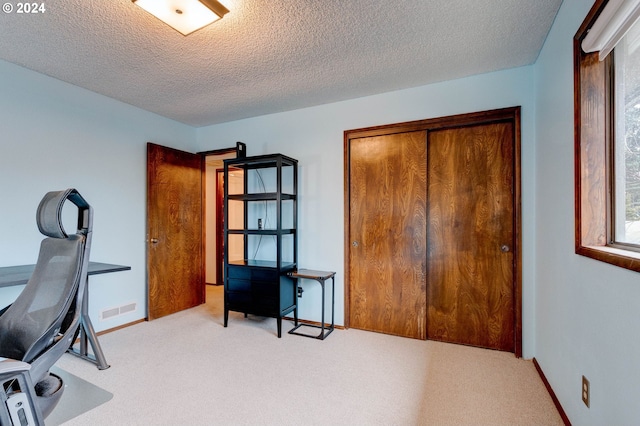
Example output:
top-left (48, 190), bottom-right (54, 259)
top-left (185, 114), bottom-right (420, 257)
top-left (52, 285), bottom-right (563, 425)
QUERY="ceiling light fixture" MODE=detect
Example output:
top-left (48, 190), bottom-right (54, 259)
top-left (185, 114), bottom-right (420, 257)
top-left (132, 0), bottom-right (229, 36)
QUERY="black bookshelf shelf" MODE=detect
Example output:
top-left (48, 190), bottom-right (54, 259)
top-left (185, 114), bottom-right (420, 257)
top-left (223, 154), bottom-right (298, 338)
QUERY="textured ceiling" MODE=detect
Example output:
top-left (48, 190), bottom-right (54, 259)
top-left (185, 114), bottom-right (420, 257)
top-left (0, 0), bottom-right (562, 127)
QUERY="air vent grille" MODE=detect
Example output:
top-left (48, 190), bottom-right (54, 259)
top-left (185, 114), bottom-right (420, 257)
top-left (101, 302), bottom-right (137, 320)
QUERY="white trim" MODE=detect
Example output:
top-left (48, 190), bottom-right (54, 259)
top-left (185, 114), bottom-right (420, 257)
top-left (582, 0), bottom-right (640, 60)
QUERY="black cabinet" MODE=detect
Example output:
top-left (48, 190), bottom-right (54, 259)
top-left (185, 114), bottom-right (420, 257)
top-left (223, 154), bottom-right (298, 337)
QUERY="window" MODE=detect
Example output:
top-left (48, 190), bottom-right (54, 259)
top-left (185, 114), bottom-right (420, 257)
top-left (614, 22), bottom-right (640, 246)
top-left (575, 0), bottom-right (640, 272)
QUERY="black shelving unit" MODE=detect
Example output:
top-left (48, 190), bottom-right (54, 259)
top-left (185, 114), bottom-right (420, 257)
top-left (223, 153), bottom-right (298, 337)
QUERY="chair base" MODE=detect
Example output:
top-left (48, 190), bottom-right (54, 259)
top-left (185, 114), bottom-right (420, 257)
top-left (36, 372), bottom-right (65, 419)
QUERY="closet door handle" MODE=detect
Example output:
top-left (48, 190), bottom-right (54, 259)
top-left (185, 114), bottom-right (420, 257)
top-left (150, 238), bottom-right (159, 244)
top-left (352, 241), bottom-right (359, 247)
top-left (500, 244), bottom-right (510, 252)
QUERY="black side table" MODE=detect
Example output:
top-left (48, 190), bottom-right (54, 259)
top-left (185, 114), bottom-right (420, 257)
top-left (287, 269), bottom-right (336, 340)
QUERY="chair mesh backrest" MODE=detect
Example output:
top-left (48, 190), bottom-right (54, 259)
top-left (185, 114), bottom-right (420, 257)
top-left (0, 189), bottom-right (88, 364)
top-left (0, 237), bottom-right (84, 362)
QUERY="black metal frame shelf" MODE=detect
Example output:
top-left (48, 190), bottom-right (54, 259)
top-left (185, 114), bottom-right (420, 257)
top-left (223, 153), bottom-right (298, 338)
top-left (227, 193), bottom-right (296, 201)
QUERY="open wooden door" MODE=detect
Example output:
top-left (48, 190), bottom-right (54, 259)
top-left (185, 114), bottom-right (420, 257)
top-left (147, 143), bottom-right (204, 320)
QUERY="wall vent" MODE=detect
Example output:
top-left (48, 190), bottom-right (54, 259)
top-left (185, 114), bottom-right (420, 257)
top-left (101, 302), bottom-right (137, 320)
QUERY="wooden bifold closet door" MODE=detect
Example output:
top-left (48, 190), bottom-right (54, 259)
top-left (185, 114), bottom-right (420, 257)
top-left (426, 121), bottom-right (515, 352)
top-left (348, 131), bottom-right (428, 340)
top-left (345, 108), bottom-right (521, 355)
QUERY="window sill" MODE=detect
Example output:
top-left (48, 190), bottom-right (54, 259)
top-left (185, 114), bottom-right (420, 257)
top-left (577, 245), bottom-right (640, 273)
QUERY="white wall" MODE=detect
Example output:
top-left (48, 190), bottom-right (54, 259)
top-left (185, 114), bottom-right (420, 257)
top-left (196, 66), bottom-right (538, 357)
top-left (535, 0), bottom-right (640, 424)
top-left (0, 59), bottom-right (196, 332)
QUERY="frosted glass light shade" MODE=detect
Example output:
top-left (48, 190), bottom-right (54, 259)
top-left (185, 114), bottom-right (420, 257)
top-left (133, 0), bottom-right (229, 36)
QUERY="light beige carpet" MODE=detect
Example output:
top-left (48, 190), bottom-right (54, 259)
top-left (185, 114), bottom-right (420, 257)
top-left (52, 285), bottom-right (563, 425)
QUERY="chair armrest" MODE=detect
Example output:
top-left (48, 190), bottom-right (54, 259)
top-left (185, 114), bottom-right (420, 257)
top-left (0, 358), bottom-right (43, 426)
top-left (0, 357), bottom-right (31, 375)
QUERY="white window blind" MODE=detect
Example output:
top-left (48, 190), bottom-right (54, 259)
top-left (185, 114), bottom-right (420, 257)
top-left (582, 0), bottom-right (640, 60)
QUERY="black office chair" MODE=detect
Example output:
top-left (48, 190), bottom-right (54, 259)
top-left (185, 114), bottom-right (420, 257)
top-left (0, 188), bottom-right (93, 425)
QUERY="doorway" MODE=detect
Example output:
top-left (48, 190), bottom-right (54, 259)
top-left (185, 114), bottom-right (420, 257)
top-left (205, 164), bottom-right (245, 285)
top-left (203, 152), bottom-right (238, 285)
top-left (344, 107), bottom-right (522, 355)
top-left (147, 143), bottom-right (244, 319)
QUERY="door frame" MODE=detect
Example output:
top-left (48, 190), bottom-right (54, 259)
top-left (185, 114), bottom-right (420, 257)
top-left (215, 169), bottom-right (225, 285)
top-left (199, 143), bottom-right (245, 287)
top-left (343, 107), bottom-right (522, 356)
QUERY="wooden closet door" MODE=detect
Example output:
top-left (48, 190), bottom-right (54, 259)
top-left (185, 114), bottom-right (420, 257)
top-left (348, 131), bottom-right (427, 339)
top-left (426, 122), bottom-right (515, 352)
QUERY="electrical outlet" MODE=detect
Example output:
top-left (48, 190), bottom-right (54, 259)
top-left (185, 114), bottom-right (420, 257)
top-left (582, 375), bottom-right (590, 408)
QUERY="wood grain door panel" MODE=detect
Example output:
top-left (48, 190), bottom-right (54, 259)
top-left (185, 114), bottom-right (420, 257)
top-left (348, 131), bottom-right (427, 339)
top-left (147, 143), bottom-right (204, 320)
top-left (426, 122), bottom-right (515, 351)
top-left (345, 108), bottom-right (521, 354)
